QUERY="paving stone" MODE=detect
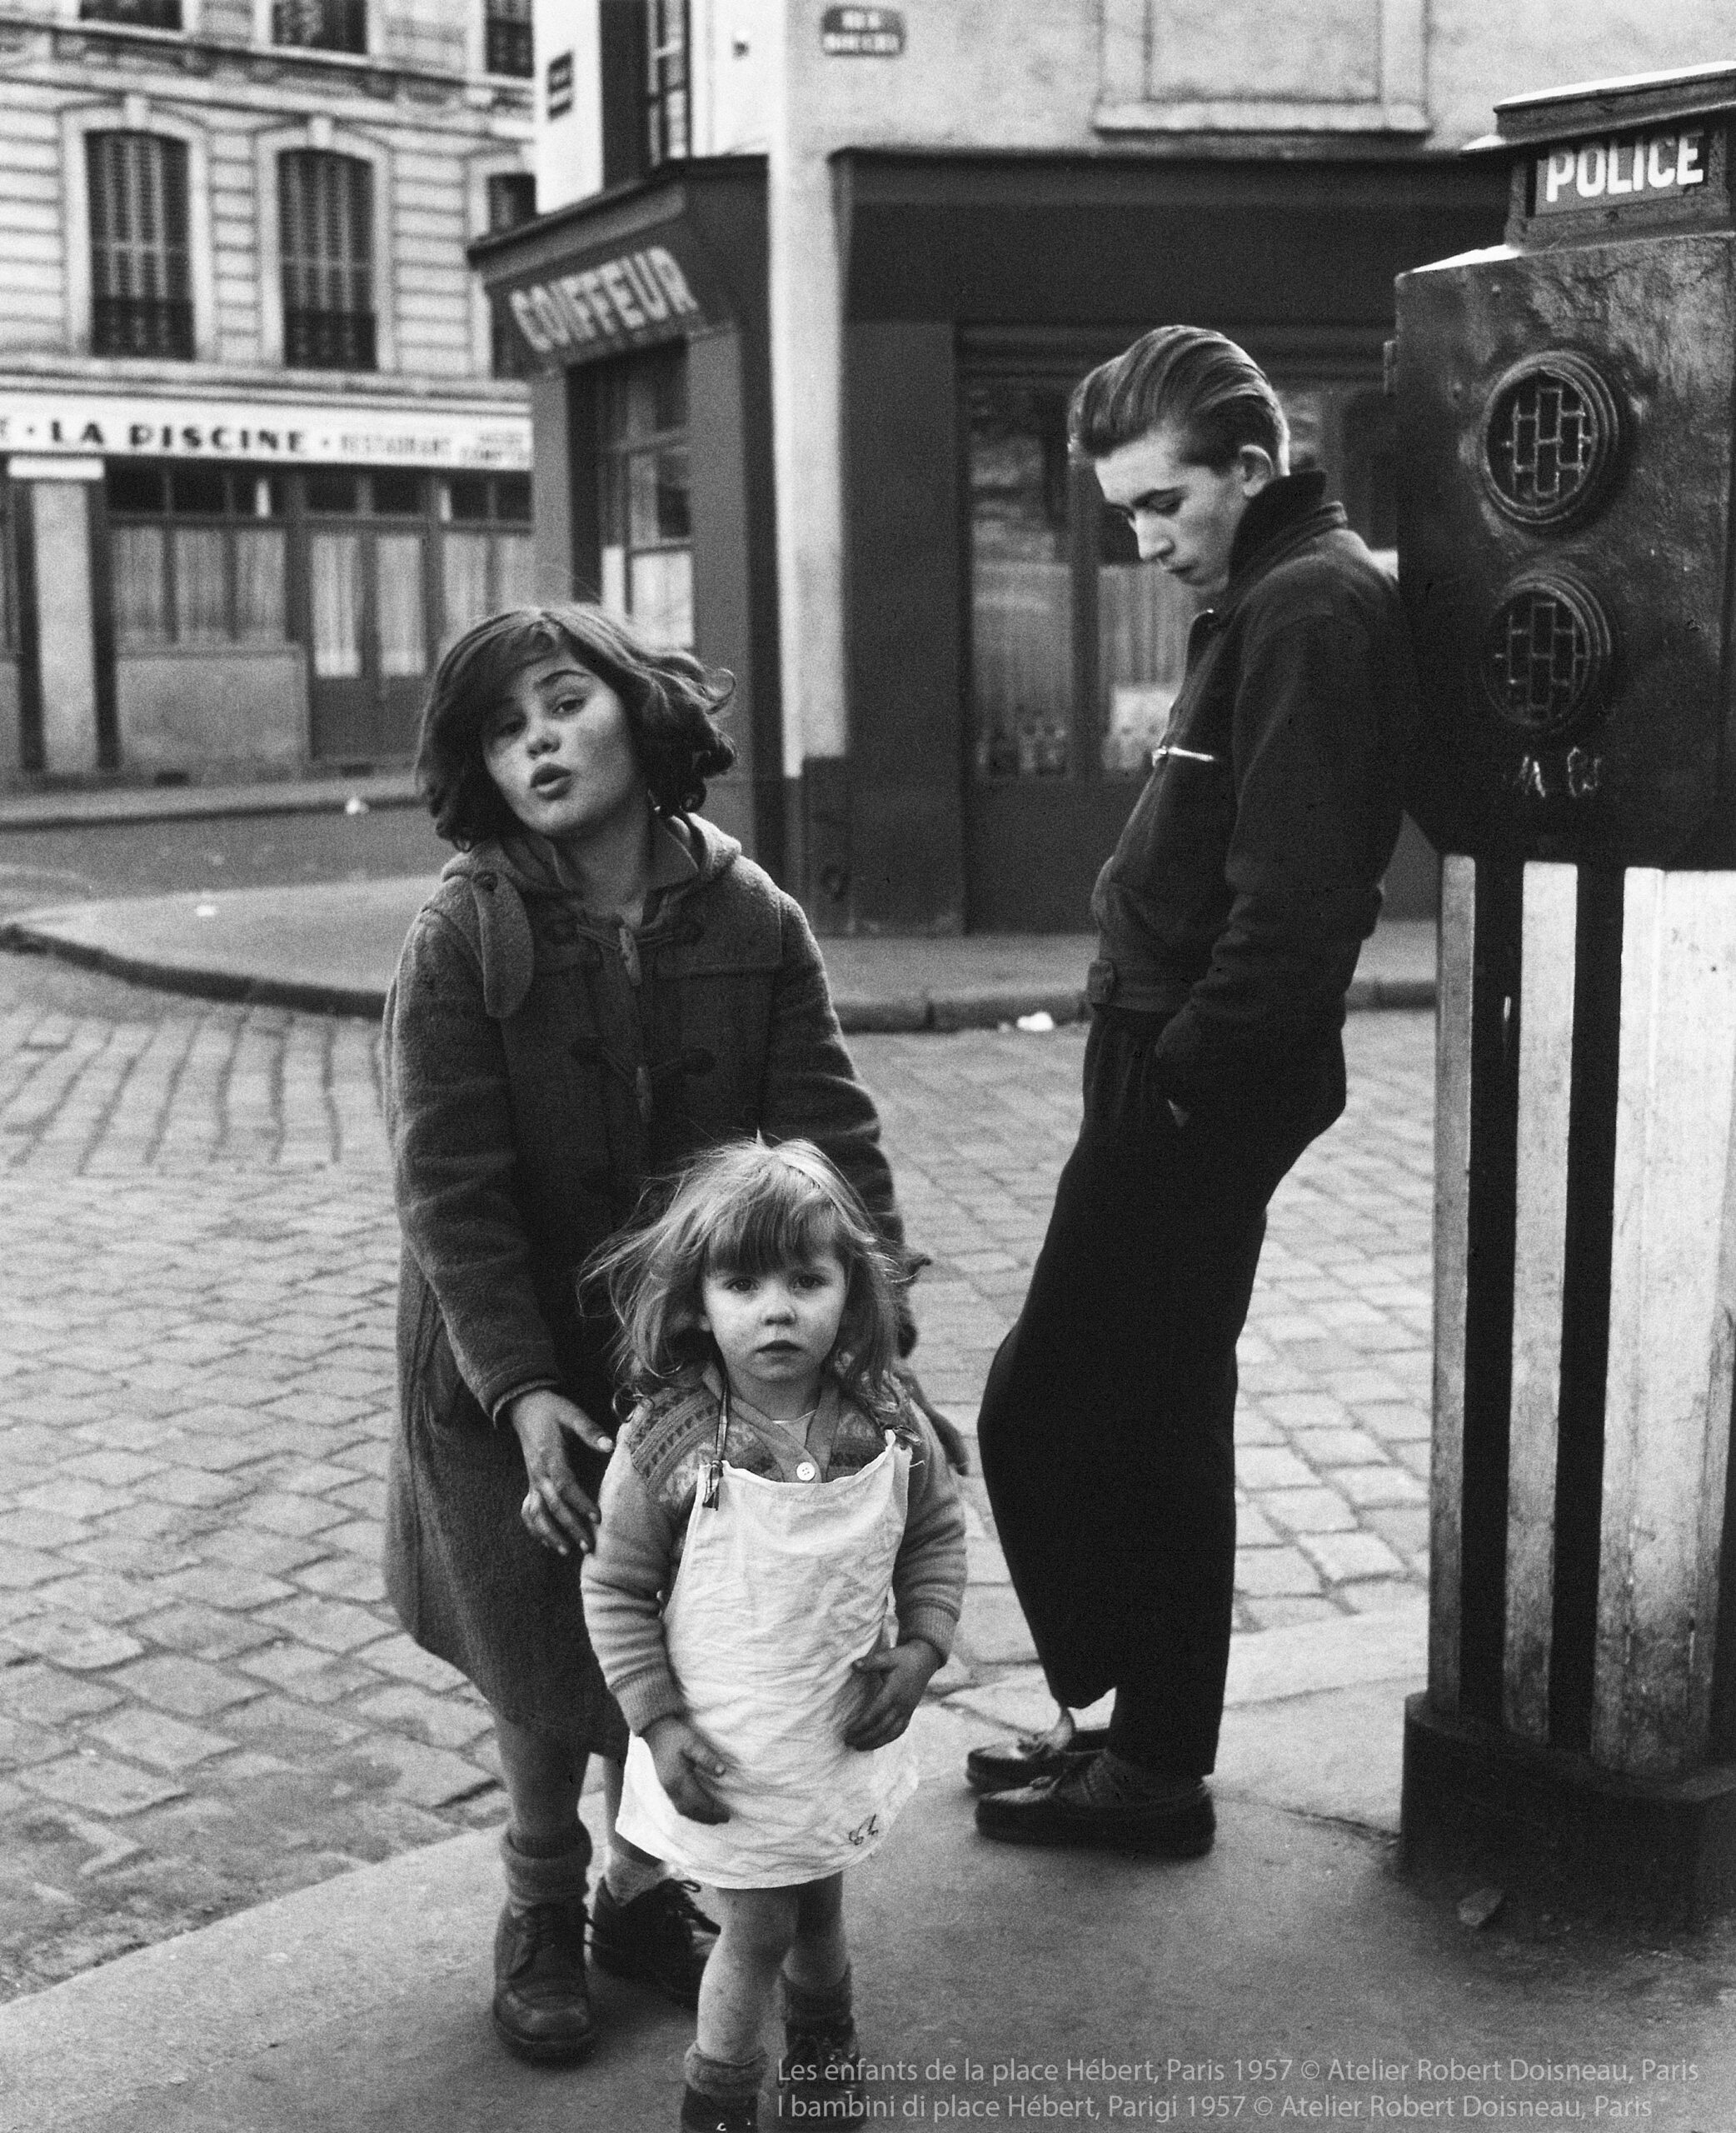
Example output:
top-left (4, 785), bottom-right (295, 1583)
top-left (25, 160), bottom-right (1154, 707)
top-left (108, 1654), bottom-right (264, 1719)
top-left (351, 1634), bottom-right (470, 1694)
top-left (1328, 1462), bottom-right (1429, 1509)
top-left (221, 1694), bottom-right (364, 1760)
top-left (235, 1641), bottom-right (387, 1704)
top-left (1233, 1546), bottom-right (1324, 1598)
top-left (18, 1756), bottom-right (188, 1819)
top-left (237, 1492), bottom-right (350, 1539)
top-left (127, 1602), bottom-right (278, 1661)
top-left (1235, 1446), bottom-right (1319, 1491)
top-left (351, 1683), bottom-right (494, 1751)
top-left (84, 1706), bottom-right (237, 1771)
top-left (1254, 1486), bottom-right (1359, 1535)
top-left (334, 1736), bottom-right (496, 1811)
top-left (250, 1594), bottom-right (392, 1654)
top-left (0, 1616), bottom-right (145, 1671)
top-left (1296, 1530), bottom-right (1409, 1583)
top-left (0, 1713), bottom-right (67, 1766)
top-left (156, 1562), bottom-right (298, 1611)
top-left (0, 1664), bottom-right (122, 1726)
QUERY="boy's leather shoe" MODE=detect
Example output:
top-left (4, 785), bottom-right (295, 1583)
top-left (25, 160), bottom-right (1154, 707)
top-left (681, 2082), bottom-right (762, 2133)
top-left (591, 1877), bottom-right (719, 2006)
top-left (965, 1725), bottom-right (1110, 1795)
top-left (974, 1758), bottom-right (1215, 1857)
top-left (491, 1899), bottom-right (596, 2062)
top-left (778, 2015), bottom-right (866, 2121)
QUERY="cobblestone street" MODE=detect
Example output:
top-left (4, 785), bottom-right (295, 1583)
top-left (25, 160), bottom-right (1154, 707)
top-left (0, 947), bottom-right (1434, 2003)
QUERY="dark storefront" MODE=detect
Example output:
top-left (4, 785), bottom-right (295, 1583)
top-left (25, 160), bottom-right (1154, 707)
top-left (836, 151), bottom-right (1508, 932)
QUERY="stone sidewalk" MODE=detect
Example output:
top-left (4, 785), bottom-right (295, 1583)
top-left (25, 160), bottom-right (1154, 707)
top-left (0, 948), bottom-right (1433, 2004)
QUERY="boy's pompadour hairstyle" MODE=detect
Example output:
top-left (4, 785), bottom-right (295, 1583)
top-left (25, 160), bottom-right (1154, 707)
top-left (584, 1138), bottom-right (905, 1409)
top-left (1068, 325), bottom-right (1288, 473)
top-left (414, 602), bottom-right (737, 848)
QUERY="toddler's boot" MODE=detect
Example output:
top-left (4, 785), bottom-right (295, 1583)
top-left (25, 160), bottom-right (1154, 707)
top-left (777, 1965), bottom-right (865, 2121)
top-left (491, 1829), bottom-right (595, 2064)
top-left (681, 2044), bottom-right (766, 2131)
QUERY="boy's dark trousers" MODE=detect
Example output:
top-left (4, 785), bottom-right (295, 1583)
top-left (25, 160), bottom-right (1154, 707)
top-left (979, 1010), bottom-right (1334, 1778)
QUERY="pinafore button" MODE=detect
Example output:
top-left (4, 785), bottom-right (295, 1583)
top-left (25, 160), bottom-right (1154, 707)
top-left (795, 1460), bottom-right (818, 1482)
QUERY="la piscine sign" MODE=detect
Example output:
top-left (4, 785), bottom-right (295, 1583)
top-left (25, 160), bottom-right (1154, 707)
top-left (0, 393), bottom-right (531, 469)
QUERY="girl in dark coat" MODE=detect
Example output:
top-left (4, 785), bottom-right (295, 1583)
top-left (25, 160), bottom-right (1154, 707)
top-left (383, 604), bottom-right (926, 2068)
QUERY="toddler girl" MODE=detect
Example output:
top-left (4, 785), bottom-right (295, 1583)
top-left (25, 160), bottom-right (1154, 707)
top-left (583, 1138), bottom-right (967, 2132)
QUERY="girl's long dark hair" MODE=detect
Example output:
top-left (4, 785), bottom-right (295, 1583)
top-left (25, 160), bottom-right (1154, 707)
top-left (415, 602), bottom-right (736, 848)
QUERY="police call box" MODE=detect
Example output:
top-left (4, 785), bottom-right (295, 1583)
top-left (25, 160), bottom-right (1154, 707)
top-left (1396, 64), bottom-right (1736, 868)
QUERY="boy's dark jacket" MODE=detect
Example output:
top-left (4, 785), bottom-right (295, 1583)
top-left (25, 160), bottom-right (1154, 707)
top-left (1090, 471), bottom-right (1417, 1126)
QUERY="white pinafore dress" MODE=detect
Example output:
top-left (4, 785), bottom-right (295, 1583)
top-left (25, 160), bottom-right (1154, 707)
top-left (615, 1396), bottom-right (920, 1889)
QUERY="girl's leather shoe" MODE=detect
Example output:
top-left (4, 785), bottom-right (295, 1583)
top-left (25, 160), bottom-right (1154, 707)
top-left (491, 1898), bottom-right (596, 2062)
top-left (778, 2014), bottom-right (866, 2122)
top-left (965, 1725), bottom-right (1110, 1795)
top-left (681, 2082), bottom-right (762, 2132)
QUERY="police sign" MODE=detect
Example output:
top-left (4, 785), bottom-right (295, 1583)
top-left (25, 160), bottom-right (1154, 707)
top-left (1534, 122), bottom-right (1712, 216)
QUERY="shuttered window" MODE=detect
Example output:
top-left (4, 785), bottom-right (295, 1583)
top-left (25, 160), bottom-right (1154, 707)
top-left (80, 0), bottom-right (183, 27)
top-left (87, 133), bottom-right (193, 360)
top-left (484, 0), bottom-right (532, 77)
top-left (271, 0), bottom-right (367, 52)
top-left (646, 0), bottom-right (690, 167)
top-left (486, 172), bottom-right (536, 377)
top-left (279, 151), bottom-right (375, 371)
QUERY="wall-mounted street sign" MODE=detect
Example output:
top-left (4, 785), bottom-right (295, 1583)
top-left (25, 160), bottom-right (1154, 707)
top-left (821, 7), bottom-right (904, 56)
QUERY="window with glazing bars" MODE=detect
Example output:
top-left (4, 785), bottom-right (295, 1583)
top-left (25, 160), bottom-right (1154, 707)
top-left (279, 151), bottom-right (375, 370)
top-left (79, 0), bottom-right (183, 27)
top-left (272, 0), bottom-right (366, 52)
top-left (486, 172), bottom-right (537, 377)
top-left (484, 0), bottom-right (532, 76)
top-left (646, 0), bottom-right (690, 166)
top-left (87, 134), bottom-right (193, 359)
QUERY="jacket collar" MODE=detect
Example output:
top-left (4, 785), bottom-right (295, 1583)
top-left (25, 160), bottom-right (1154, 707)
top-left (442, 810), bottom-right (741, 912)
top-left (1216, 470), bottom-right (1346, 616)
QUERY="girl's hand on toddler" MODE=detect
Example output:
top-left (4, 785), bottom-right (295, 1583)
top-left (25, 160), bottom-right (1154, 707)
top-left (845, 1640), bottom-right (943, 1751)
top-left (644, 1715), bottom-right (732, 1823)
top-left (506, 1389), bottom-right (614, 1556)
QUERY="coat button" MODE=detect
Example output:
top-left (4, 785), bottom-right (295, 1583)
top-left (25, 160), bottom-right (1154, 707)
top-left (796, 1460), bottom-right (818, 1481)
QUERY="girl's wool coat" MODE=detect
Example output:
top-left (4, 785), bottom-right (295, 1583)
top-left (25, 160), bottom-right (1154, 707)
top-left (383, 815), bottom-right (909, 1751)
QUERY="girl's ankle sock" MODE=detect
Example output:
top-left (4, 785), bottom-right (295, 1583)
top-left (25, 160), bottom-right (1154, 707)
top-left (781, 1959), bottom-right (852, 2025)
top-left (684, 2043), bottom-right (767, 2101)
top-left (602, 1844), bottom-right (666, 1906)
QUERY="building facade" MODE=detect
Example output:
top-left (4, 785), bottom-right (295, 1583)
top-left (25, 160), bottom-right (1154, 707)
top-left (479, 0), bottom-right (1731, 932)
top-left (0, 0), bottom-right (539, 782)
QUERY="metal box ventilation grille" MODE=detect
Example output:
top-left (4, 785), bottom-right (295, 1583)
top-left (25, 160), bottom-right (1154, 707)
top-left (1482, 574), bottom-right (1614, 732)
top-left (1481, 354), bottom-right (1625, 526)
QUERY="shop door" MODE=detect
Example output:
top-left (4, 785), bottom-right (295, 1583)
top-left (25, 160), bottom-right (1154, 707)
top-left (963, 379), bottom-right (1153, 932)
top-left (305, 471), bottom-right (431, 762)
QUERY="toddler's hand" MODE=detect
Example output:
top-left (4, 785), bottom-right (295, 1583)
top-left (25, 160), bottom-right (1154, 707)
top-left (643, 1715), bottom-right (731, 1824)
top-left (844, 1640), bottom-right (943, 1751)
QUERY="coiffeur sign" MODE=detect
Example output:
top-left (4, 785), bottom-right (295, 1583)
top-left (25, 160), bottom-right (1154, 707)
top-left (496, 241), bottom-right (709, 365)
top-left (0, 392), bottom-right (531, 467)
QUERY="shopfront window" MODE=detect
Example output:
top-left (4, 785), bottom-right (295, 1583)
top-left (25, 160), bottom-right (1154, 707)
top-left (968, 382), bottom-right (1074, 778)
top-left (87, 133), bottom-right (193, 362)
top-left (106, 463), bottom-right (288, 650)
top-left (598, 347), bottom-right (691, 648)
top-left (440, 472), bottom-right (535, 646)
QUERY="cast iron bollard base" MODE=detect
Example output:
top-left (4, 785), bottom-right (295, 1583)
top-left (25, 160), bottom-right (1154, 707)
top-left (1400, 1696), bottom-right (1736, 1927)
